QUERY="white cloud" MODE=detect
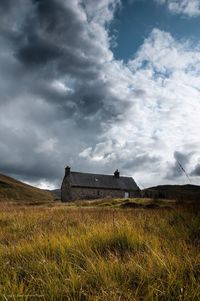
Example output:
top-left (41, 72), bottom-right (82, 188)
top-left (80, 28), bottom-right (200, 187)
top-left (155, 0), bottom-right (200, 17)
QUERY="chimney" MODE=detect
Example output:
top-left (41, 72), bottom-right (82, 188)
top-left (114, 169), bottom-right (120, 178)
top-left (65, 166), bottom-right (71, 176)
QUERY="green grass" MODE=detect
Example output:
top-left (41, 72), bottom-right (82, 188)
top-left (0, 201), bottom-right (199, 300)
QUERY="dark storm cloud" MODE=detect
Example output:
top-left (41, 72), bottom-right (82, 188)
top-left (17, 35), bottom-right (61, 66)
top-left (13, 0), bottom-right (104, 78)
top-left (0, 0), bottom-right (12, 11)
top-left (191, 164), bottom-right (200, 176)
top-left (0, 0), bottom-right (122, 186)
top-left (165, 151), bottom-right (191, 180)
top-left (0, 157), bottom-right (61, 182)
top-left (122, 154), bottom-right (160, 170)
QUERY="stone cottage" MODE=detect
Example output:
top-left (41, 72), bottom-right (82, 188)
top-left (61, 166), bottom-right (140, 202)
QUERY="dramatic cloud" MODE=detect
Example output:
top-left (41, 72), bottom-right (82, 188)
top-left (165, 151), bottom-right (192, 180)
top-left (155, 0), bottom-right (200, 17)
top-left (0, 0), bottom-right (120, 187)
top-left (191, 164), bottom-right (200, 176)
top-left (80, 28), bottom-right (200, 187)
top-left (0, 0), bottom-right (200, 188)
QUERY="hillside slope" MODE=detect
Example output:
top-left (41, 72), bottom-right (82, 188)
top-left (142, 184), bottom-right (200, 202)
top-left (0, 173), bottom-right (54, 203)
top-left (50, 188), bottom-right (61, 198)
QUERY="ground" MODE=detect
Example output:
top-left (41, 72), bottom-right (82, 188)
top-left (0, 198), bottom-right (199, 300)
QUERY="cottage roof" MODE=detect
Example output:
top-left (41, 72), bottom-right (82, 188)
top-left (68, 171), bottom-right (139, 191)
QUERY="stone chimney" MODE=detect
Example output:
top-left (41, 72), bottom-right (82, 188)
top-left (114, 169), bottom-right (120, 178)
top-left (65, 166), bottom-right (71, 177)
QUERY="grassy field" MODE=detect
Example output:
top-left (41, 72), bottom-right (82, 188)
top-left (0, 200), bottom-right (199, 300)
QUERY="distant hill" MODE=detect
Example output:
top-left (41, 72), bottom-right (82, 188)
top-left (50, 189), bottom-right (61, 199)
top-left (142, 184), bottom-right (200, 202)
top-left (0, 173), bottom-right (54, 203)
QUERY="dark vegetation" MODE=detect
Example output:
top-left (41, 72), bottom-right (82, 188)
top-left (142, 184), bottom-right (200, 202)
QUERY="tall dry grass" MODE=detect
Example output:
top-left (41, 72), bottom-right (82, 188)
top-left (0, 201), bottom-right (199, 300)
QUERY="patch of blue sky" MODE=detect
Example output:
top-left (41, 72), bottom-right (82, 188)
top-left (185, 63), bottom-right (200, 75)
top-left (153, 68), bottom-right (172, 79)
top-left (110, 0), bottom-right (200, 62)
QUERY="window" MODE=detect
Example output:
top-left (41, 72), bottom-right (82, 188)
top-left (97, 190), bottom-right (100, 196)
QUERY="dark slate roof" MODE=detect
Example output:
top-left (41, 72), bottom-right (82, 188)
top-left (68, 172), bottom-right (139, 191)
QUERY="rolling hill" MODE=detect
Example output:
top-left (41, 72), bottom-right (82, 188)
top-left (142, 184), bottom-right (200, 202)
top-left (0, 173), bottom-right (54, 203)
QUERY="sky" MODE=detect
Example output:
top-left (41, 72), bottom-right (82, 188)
top-left (1, 0), bottom-right (200, 189)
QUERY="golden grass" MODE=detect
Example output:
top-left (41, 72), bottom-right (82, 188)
top-left (0, 201), bottom-right (199, 300)
top-left (0, 173), bottom-right (54, 203)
